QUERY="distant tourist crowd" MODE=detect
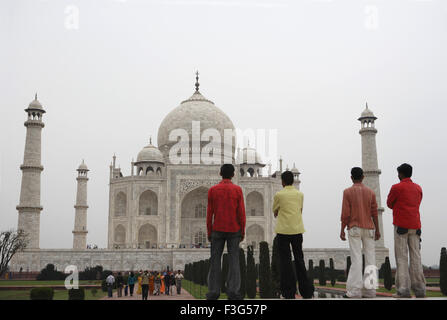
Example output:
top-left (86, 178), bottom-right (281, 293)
top-left (105, 270), bottom-right (184, 300)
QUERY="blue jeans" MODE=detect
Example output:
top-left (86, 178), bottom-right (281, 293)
top-left (206, 230), bottom-right (242, 300)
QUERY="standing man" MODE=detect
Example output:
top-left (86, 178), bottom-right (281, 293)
top-left (106, 273), bottom-right (115, 298)
top-left (116, 272), bottom-right (124, 298)
top-left (340, 167), bottom-right (381, 298)
top-left (206, 164), bottom-right (246, 300)
top-left (273, 171), bottom-right (314, 299)
top-left (175, 270), bottom-right (184, 295)
top-left (141, 270), bottom-right (149, 300)
top-left (387, 163), bottom-right (425, 298)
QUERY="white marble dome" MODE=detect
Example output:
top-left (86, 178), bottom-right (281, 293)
top-left (157, 90), bottom-right (236, 161)
top-left (360, 103), bottom-right (376, 119)
top-left (240, 146), bottom-right (264, 165)
top-left (137, 143), bottom-right (164, 163)
top-left (27, 94), bottom-right (45, 112)
top-left (77, 160), bottom-right (89, 171)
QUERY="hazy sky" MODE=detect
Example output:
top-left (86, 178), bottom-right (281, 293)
top-left (1, 0), bottom-right (446, 266)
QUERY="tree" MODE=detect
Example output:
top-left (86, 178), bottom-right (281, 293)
top-left (0, 229), bottom-right (29, 277)
top-left (318, 260), bottom-right (326, 286)
top-left (329, 258), bottom-right (336, 287)
top-left (346, 256), bottom-right (351, 278)
top-left (271, 237), bottom-right (281, 298)
top-left (308, 260), bottom-right (314, 285)
top-left (440, 247), bottom-right (447, 296)
top-left (246, 246), bottom-right (257, 299)
top-left (383, 257), bottom-right (393, 291)
top-left (259, 241), bottom-right (273, 298)
top-left (239, 248), bottom-right (247, 299)
top-left (221, 253), bottom-right (229, 293)
top-left (37, 264), bottom-right (65, 281)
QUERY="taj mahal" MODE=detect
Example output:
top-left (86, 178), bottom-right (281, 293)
top-left (10, 73), bottom-right (389, 272)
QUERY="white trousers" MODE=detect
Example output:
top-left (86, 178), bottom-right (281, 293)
top-left (346, 226), bottom-right (376, 298)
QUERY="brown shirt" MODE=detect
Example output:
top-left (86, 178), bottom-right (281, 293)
top-left (341, 183), bottom-right (378, 229)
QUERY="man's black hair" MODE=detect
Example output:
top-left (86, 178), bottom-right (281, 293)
top-left (351, 167), bottom-right (364, 181)
top-left (397, 163), bottom-right (412, 178)
top-left (281, 171), bottom-right (294, 186)
top-left (220, 164), bottom-right (235, 179)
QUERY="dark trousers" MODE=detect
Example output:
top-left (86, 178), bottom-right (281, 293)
top-left (277, 233), bottom-right (314, 299)
top-left (165, 284), bottom-right (170, 295)
top-left (142, 284), bottom-right (149, 300)
top-left (206, 230), bottom-right (241, 300)
top-left (124, 285), bottom-right (128, 296)
top-left (129, 284), bottom-right (135, 296)
top-left (107, 284), bottom-right (113, 298)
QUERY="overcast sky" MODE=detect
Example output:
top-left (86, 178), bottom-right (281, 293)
top-left (1, 0), bottom-right (446, 267)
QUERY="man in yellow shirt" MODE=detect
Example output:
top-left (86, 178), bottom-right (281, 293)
top-left (273, 171), bottom-right (314, 299)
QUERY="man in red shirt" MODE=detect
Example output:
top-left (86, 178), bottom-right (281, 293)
top-left (206, 164), bottom-right (246, 300)
top-left (387, 163), bottom-right (425, 298)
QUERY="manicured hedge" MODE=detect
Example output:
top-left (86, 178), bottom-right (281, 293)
top-left (30, 287), bottom-right (54, 300)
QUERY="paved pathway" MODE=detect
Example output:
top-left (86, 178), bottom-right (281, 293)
top-left (101, 287), bottom-right (195, 300)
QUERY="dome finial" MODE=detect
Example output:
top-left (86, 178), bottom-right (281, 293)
top-left (195, 70), bottom-right (200, 92)
top-left (149, 136), bottom-right (152, 145)
top-left (366, 101), bottom-right (369, 109)
top-left (35, 93), bottom-right (38, 100)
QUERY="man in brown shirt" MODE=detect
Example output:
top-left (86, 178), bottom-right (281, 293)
top-left (340, 167), bottom-right (381, 298)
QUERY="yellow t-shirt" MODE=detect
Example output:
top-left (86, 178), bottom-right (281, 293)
top-left (273, 186), bottom-right (305, 235)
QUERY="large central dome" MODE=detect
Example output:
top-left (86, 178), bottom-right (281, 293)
top-left (157, 76), bottom-right (236, 163)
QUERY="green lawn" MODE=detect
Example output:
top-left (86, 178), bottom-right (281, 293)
top-left (182, 280), bottom-right (261, 300)
top-left (0, 288), bottom-right (106, 300)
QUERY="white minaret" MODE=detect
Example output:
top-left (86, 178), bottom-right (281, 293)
top-left (358, 103), bottom-right (385, 247)
top-left (72, 160), bottom-right (89, 250)
top-left (16, 94), bottom-right (45, 249)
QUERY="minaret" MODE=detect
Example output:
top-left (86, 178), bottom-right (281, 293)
top-left (358, 103), bottom-right (385, 247)
top-left (72, 160), bottom-right (89, 250)
top-left (16, 94), bottom-right (45, 249)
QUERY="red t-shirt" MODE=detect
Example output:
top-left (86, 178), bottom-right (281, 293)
top-left (387, 178), bottom-right (423, 229)
top-left (207, 179), bottom-right (246, 238)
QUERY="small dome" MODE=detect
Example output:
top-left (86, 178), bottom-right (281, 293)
top-left (291, 163), bottom-right (300, 173)
top-left (359, 102), bottom-right (376, 119)
top-left (78, 160), bottom-right (89, 171)
top-left (137, 141), bottom-right (164, 163)
top-left (27, 94), bottom-right (45, 112)
top-left (240, 146), bottom-right (264, 165)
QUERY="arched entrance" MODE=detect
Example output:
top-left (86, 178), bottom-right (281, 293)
top-left (180, 186), bottom-right (208, 247)
top-left (138, 223), bottom-right (157, 249)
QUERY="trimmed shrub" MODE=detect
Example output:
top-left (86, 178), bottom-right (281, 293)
top-left (383, 257), bottom-right (393, 291)
top-left (259, 241), bottom-right (273, 298)
top-left (440, 247), bottom-right (447, 296)
top-left (336, 274), bottom-right (347, 282)
top-left (329, 258), bottom-right (336, 287)
top-left (318, 260), bottom-right (326, 286)
top-left (246, 246), bottom-right (257, 299)
top-left (30, 287), bottom-right (54, 300)
top-left (90, 288), bottom-right (98, 297)
top-left (36, 264), bottom-right (65, 281)
top-left (308, 260), bottom-right (314, 284)
top-left (346, 256), bottom-right (351, 277)
top-left (68, 288), bottom-right (85, 300)
top-left (271, 237), bottom-right (281, 298)
top-left (239, 248), bottom-right (247, 299)
top-left (101, 279), bottom-right (108, 292)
